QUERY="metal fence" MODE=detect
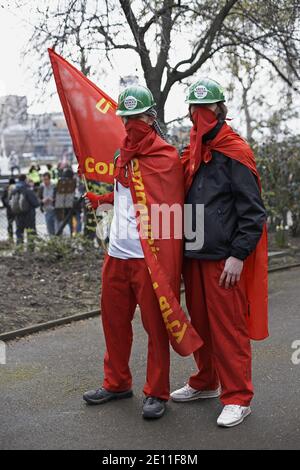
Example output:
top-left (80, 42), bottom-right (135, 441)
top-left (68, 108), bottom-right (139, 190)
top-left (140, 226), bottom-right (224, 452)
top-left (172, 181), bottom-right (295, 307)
top-left (0, 206), bottom-right (49, 241)
top-left (0, 170), bottom-right (97, 242)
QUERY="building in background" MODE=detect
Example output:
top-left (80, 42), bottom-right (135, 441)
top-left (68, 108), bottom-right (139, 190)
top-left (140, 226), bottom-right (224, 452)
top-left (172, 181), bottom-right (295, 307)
top-left (168, 124), bottom-right (190, 152)
top-left (0, 95), bottom-right (28, 128)
top-left (0, 95), bottom-right (73, 164)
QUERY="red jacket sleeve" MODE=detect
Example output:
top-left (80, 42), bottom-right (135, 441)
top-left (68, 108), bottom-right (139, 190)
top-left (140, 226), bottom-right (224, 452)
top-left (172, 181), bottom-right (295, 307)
top-left (86, 191), bottom-right (114, 209)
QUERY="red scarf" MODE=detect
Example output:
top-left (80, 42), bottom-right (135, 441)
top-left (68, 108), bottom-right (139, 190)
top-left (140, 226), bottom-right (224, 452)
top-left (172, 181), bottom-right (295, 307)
top-left (115, 120), bottom-right (156, 187)
top-left (182, 106), bottom-right (268, 341)
top-left (183, 107), bottom-right (260, 191)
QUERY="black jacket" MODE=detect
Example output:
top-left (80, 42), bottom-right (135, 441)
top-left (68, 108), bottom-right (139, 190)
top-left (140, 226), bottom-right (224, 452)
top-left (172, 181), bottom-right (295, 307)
top-left (11, 181), bottom-right (40, 226)
top-left (184, 126), bottom-right (266, 261)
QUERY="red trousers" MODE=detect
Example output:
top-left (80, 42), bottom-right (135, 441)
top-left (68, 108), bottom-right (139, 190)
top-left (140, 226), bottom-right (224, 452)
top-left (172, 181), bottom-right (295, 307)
top-left (101, 255), bottom-right (170, 400)
top-left (183, 258), bottom-right (254, 406)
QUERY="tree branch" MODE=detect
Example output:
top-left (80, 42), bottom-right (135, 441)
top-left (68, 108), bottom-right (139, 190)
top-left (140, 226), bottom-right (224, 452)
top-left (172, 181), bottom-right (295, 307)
top-left (171, 0), bottom-right (239, 79)
top-left (119, 0), bottom-right (153, 73)
top-left (249, 45), bottom-right (297, 90)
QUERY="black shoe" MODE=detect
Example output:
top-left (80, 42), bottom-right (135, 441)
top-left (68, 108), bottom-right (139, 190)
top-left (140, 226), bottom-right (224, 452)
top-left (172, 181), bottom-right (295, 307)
top-left (83, 387), bottom-right (133, 405)
top-left (142, 396), bottom-right (167, 419)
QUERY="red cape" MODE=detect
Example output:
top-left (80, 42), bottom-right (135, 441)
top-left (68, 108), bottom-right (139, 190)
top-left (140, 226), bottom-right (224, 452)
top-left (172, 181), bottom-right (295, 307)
top-left (91, 121), bottom-right (203, 356)
top-left (125, 123), bottom-right (203, 355)
top-left (182, 108), bottom-right (268, 341)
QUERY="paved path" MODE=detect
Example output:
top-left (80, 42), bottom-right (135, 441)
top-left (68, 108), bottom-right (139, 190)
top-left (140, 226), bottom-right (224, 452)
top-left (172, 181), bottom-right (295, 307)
top-left (0, 268), bottom-right (300, 450)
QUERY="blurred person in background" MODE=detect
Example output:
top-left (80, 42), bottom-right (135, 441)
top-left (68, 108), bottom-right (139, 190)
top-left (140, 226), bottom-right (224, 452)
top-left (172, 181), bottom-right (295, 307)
top-left (55, 166), bottom-right (76, 236)
top-left (9, 174), bottom-right (40, 247)
top-left (57, 162), bottom-right (64, 178)
top-left (1, 177), bottom-right (16, 242)
top-left (46, 163), bottom-right (58, 184)
top-left (39, 172), bottom-right (57, 236)
top-left (27, 165), bottom-right (41, 190)
top-left (73, 175), bottom-right (84, 234)
top-left (9, 151), bottom-right (20, 176)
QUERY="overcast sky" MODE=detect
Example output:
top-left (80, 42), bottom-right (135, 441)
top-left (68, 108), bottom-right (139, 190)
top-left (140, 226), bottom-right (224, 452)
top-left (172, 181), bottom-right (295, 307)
top-left (0, 1), bottom-right (192, 122)
top-left (0, 1), bottom-right (298, 140)
top-left (0, 1), bottom-right (238, 126)
top-left (0, 2), bottom-right (74, 115)
top-left (0, 5), bottom-right (30, 98)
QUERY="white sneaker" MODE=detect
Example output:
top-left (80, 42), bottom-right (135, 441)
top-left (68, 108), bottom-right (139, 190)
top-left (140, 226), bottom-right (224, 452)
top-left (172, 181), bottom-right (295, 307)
top-left (217, 405), bottom-right (251, 427)
top-left (171, 383), bottom-right (221, 402)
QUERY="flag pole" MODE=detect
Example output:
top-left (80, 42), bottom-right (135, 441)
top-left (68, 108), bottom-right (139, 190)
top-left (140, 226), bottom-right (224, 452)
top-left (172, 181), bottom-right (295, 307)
top-left (82, 173), bottom-right (107, 253)
top-left (82, 173), bottom-right (97, 222)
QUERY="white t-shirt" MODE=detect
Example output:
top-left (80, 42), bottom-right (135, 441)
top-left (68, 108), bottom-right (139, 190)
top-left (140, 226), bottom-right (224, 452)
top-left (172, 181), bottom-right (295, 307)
top-left (108, 180), bottom-right (144, 259)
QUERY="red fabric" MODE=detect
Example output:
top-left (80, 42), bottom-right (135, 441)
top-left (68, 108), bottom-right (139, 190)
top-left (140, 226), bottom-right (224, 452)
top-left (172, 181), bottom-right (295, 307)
top-left (101, 255), bottom-right (170, 400)
top-left (115, 119), bottom-right (156, 187)
top-left (86, 191), bottom-right (114, 209)
top-left (182, 107), bottom-right (268, 341)
top-left (189, 107), bottom-right (217, 169)
top-left (48, 48), bottom-right (125, 183)
top-left (182, 107), bottom-right (260, 193)
top-left (124, 127), bottom-right (203, 356)
top-left (183, 258), bottom-right (254, 406)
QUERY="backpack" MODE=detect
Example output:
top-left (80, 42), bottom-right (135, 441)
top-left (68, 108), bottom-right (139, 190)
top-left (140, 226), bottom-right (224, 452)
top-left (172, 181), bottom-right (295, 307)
top-left (9, 190), bottom-right (30, 215)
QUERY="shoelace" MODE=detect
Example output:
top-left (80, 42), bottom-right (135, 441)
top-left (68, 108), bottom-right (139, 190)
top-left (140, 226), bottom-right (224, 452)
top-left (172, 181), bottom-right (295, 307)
top-left (182, 384), bottom-right (197, 395)
top-left (144, 396), bottom-right (161, 405)
top-left (223, 405), bottom-right (243, 416)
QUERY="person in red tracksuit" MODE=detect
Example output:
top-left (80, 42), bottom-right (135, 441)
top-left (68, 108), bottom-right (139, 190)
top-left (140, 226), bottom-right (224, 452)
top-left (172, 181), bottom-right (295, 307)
top-left (83, 85), bottom-right (184, 420)
top-left (171, 78), bottom-right (267, 427)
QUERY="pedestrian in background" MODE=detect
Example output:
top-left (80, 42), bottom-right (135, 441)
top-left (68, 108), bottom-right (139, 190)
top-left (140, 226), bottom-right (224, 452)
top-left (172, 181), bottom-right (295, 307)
top-left (73, 175), bottom-right (84, 234)
top-left (27, 165), bottom-right (41, 190)
top-left (1, 177), bottom-right (16, 241)
top-left (39, 172), bottom-right (57, 236)
top-left (46, 164), bottom-right (58, 184)
top-left (9, 174), bottom-right (40, 247)
top-left (9, 151), bottom-right (20, 176)
top-left (55, 166), bottom-right (76, 236)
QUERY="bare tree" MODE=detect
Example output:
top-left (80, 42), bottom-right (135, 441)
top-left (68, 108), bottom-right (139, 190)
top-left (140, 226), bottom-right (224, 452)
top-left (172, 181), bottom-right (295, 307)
top-left (225, 44), bottom-right (299, 142)
top-left (225, 50), bottom-right (262, 142)
top-left (14, 0), bottom-right (300, 124)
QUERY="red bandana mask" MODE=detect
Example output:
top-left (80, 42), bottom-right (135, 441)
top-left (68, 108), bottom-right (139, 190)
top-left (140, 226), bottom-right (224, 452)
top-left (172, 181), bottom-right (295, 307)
top-left (189, 106), bottom-right (218, 174)
top-left (115, 119), bottom-right (156, 187)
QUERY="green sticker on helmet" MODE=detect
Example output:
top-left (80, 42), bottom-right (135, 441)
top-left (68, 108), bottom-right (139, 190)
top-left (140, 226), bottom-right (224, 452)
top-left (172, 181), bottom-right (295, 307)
top-left (194, 85), bottom-right (208, 99)
top-left (186, 78), bottom-right (225, 104)
top-left (124, 96), bottom-right (138, 110)
top-left (116, 85), bottom-right (156, 116)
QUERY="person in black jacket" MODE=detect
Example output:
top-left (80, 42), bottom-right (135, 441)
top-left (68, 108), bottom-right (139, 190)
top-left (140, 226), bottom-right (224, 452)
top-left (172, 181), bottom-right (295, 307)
top-left (1, 177), bottom-right (16, 241)
top-left (10, 174), bottom-right (40, 246)
top-left (171, 78), bottom-right (267, 428)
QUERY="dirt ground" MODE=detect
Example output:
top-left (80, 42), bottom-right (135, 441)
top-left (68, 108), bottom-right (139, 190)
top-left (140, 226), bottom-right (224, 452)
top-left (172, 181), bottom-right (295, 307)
top-left (0, 241), bottom-right (103, 333)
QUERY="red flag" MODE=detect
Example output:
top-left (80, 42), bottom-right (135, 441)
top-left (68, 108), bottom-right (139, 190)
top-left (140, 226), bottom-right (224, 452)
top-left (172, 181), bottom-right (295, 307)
top-left (48, 48), bottom-right (125, 183)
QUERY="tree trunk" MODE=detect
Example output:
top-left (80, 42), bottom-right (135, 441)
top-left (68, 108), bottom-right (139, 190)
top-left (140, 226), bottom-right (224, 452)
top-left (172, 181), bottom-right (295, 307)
top-left (144, 74), bottom-right (165, 125)
top-left (242, 88), bottom-right (253, 143)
